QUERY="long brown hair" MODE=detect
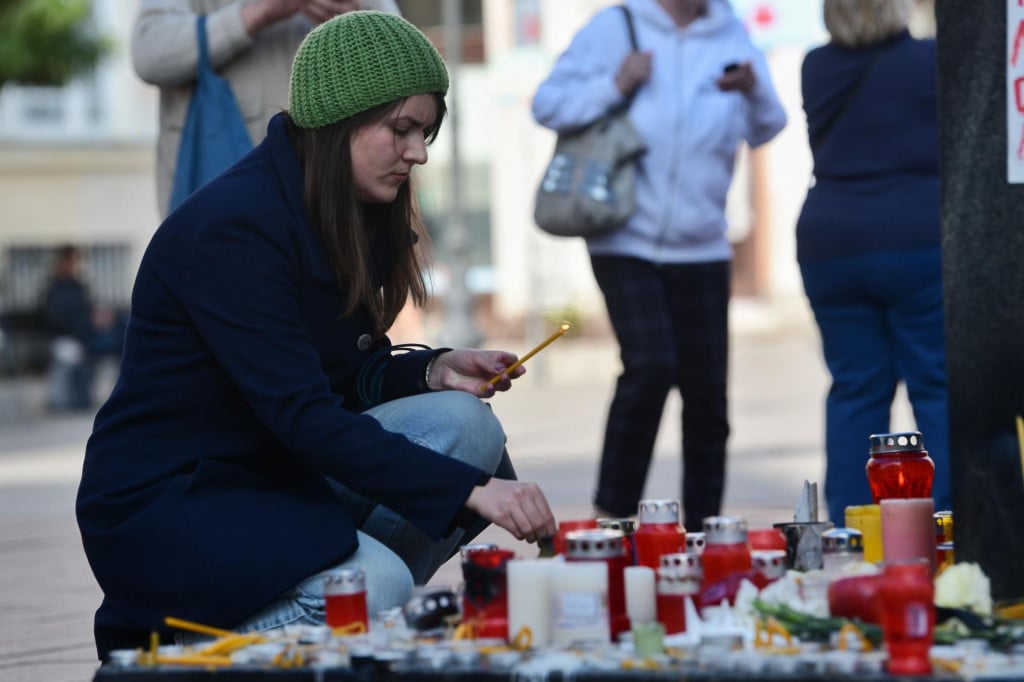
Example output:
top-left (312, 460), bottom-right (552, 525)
top-left (287, 94), bottom-right (447, 337)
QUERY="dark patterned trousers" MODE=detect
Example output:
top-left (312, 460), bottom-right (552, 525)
top-left (590, 255), bottom-right (731, 532)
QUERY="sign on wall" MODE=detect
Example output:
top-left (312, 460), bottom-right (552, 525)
top-left (1008, 0), bottom-right (1024, 182)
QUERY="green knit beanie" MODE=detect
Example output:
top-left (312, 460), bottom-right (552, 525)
top-left (288, 11), bottom-right (449, 129)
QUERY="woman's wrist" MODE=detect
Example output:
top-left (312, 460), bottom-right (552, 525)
top-left (423, 356), bottom-right (437, 391)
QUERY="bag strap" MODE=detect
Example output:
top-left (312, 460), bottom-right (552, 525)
top-left (810, 47), bottom-right (884, 149)
top-left (195, 15), bottom-right (212, 75)
top-left (608, 5), bottom-right (640, 115)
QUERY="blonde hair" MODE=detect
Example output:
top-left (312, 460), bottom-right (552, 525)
top-left (823, 0), bottom-right (913, 47)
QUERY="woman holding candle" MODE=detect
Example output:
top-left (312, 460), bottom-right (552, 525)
top-left (76, 11), bottom-right (556, 660)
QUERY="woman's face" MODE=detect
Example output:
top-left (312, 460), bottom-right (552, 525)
top-left (350, 94), bottom-right (439, 204)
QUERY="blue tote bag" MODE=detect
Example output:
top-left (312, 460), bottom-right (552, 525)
top-left (168, 15), bottom-right (253, 213)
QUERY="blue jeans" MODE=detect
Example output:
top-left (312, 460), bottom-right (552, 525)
top-left (800, 247), bottom-right (951, 523)
top-left (230, 391), bottom-right (514, 633)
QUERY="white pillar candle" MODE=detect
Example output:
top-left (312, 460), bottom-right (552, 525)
top-left (624, 565), bottom-right (656, 625)
top-left (506, 558), bottom-right (554, 648)
top-left (549, 561), bottom-right (609, 646)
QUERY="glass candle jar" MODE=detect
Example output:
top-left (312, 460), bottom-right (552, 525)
top-left (821, 527), bottom-right (864, 580)
top-left (879, 560), bottom-right (935, 676)
top-left (700, 516), bottom-right (752, 588)
top-left (845, 504), bottom-right (883, 563)
top-left (656, 553), bottom-right (702, 635)
top-left (566, 529), bottom-right (630, 641)
top-left (324, 567), bottom-right (369, 632)
top-left (865, 432), bottom-right (934, 503)
top-left (461, 545), bottom-right (514, 639)
top-left (634, 499), bottom-right (685, 570)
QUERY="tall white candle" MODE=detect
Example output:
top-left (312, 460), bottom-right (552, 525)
top-left (549, 561), bottom-right (609, 646)
top-left (506, 558), bottom-right (554, 648)
top-left (624, 565), bottom-right (656, 625)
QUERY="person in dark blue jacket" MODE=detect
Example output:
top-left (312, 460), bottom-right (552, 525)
top-left (76, 11), bottom-right (556, 659)
top-left (797, 0), bottom-right (950, 524)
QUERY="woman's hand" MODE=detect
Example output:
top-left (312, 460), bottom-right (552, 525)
top-left (300, 0), bottom-right (363, 25)
top-left (428, 349), bottom-right (525, 397)
top-left (615, 50), bottom-right (652, 97)
top-left (465, 478), bottom-right (557, 544)
top-left (716, 60), bottom-right (756, 93)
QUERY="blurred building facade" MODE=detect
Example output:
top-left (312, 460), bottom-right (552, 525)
top-left (0, 1), bottom-right (934, 351)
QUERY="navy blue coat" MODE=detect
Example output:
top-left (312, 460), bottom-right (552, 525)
top-left (77, 113), bottom-right (483, 657)
top-left (796, 31), bottom-right (941, 263)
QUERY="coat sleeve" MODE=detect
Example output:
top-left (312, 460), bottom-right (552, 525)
top-left (738, 40), bottom-right (788, 148)
top-left (171, 214), bottom-right (482, 541)
top-left (531, 7), bottom-right (632, 132)
top-left (131, 0), bottom-right (259, 86)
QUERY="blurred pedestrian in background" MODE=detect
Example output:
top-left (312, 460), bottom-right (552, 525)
top-left (79, 11), bottom-right (556, 659)
top-left (531, 0), bottom-right (786, 531)
top-left (797, 0), bottom-right (950, 522)
top-left (43, 245), bottom-right (125, 411)
top-left (132, 0), bottom-right (399, 216)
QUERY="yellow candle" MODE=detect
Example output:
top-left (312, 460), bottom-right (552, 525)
top-left (484, 323), bottom-right (570, 388)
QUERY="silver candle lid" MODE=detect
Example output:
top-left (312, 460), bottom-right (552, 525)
top-left (821, 527), bottom-right (864, 554)
top-left (751, 549), bottom-right (788, 580)
top-left (638, 499), bottom-right (681, 525)
top-left (686, 531), bottom-right (706, 554)
top-left (323, 567), bottom-right (365, 595)
top-left (565, 528), bottom-right (625, 560)
top-left (659, 552), bottom-right (702, 577)
top-left (703, 516), bottom-right (748, 545)
top-left (869, 431), bottom-right (924, 453)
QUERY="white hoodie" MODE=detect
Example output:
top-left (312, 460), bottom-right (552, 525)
top-left (532, 0), bottom-right (787, 263)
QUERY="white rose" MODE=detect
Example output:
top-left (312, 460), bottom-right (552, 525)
top-left (934, 562), bottom-right (992, 616)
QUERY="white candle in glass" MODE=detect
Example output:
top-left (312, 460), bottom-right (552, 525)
top-left (549, 561), bottom-right (609, 646)
top-left (506, 558), bottom-right (554, 648)
top-left (624, 565), bottom-right (656, 625)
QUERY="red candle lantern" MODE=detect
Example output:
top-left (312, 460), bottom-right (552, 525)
top-left (699, 516), bottom-right (752, 608)
top-left (878, 559), bottom-right (935, 676)
top-left (747, 527), bottom-right (787, 552)
top-left (324, 567), bottom-right (369, 633)
top-left (865, 432), bottom-right (934, 503)
top-left (634, 499), bottom-right (685, 570)
top-left (461, 545), bottom-right (514, 639)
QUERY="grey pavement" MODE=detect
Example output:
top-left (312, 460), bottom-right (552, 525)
top-left (0, 300), bottom-right (864, 682)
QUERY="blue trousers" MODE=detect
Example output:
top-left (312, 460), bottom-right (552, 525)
top-left (800, 247), bottom-right (951, 523)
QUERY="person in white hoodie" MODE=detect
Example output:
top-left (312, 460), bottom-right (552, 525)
top-left (532, 0), bottom-right (786, 531)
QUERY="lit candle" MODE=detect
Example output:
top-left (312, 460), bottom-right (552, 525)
top-left (549, 561), bottom-right (609, 646)
top-left (880, 498), bottom-right (935, 573)
top-left (506, 558), bottom-right (554, 648)
top-left (624, 565), bottom-right (656, 625)
top-left (483, 323), bottom-right (570, 387)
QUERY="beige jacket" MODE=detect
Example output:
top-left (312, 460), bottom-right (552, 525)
top-left (132, 0), bottom-right (400, 216)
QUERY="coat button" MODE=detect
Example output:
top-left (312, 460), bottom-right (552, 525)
top-left (357, 334), bottom-right (372, 351)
